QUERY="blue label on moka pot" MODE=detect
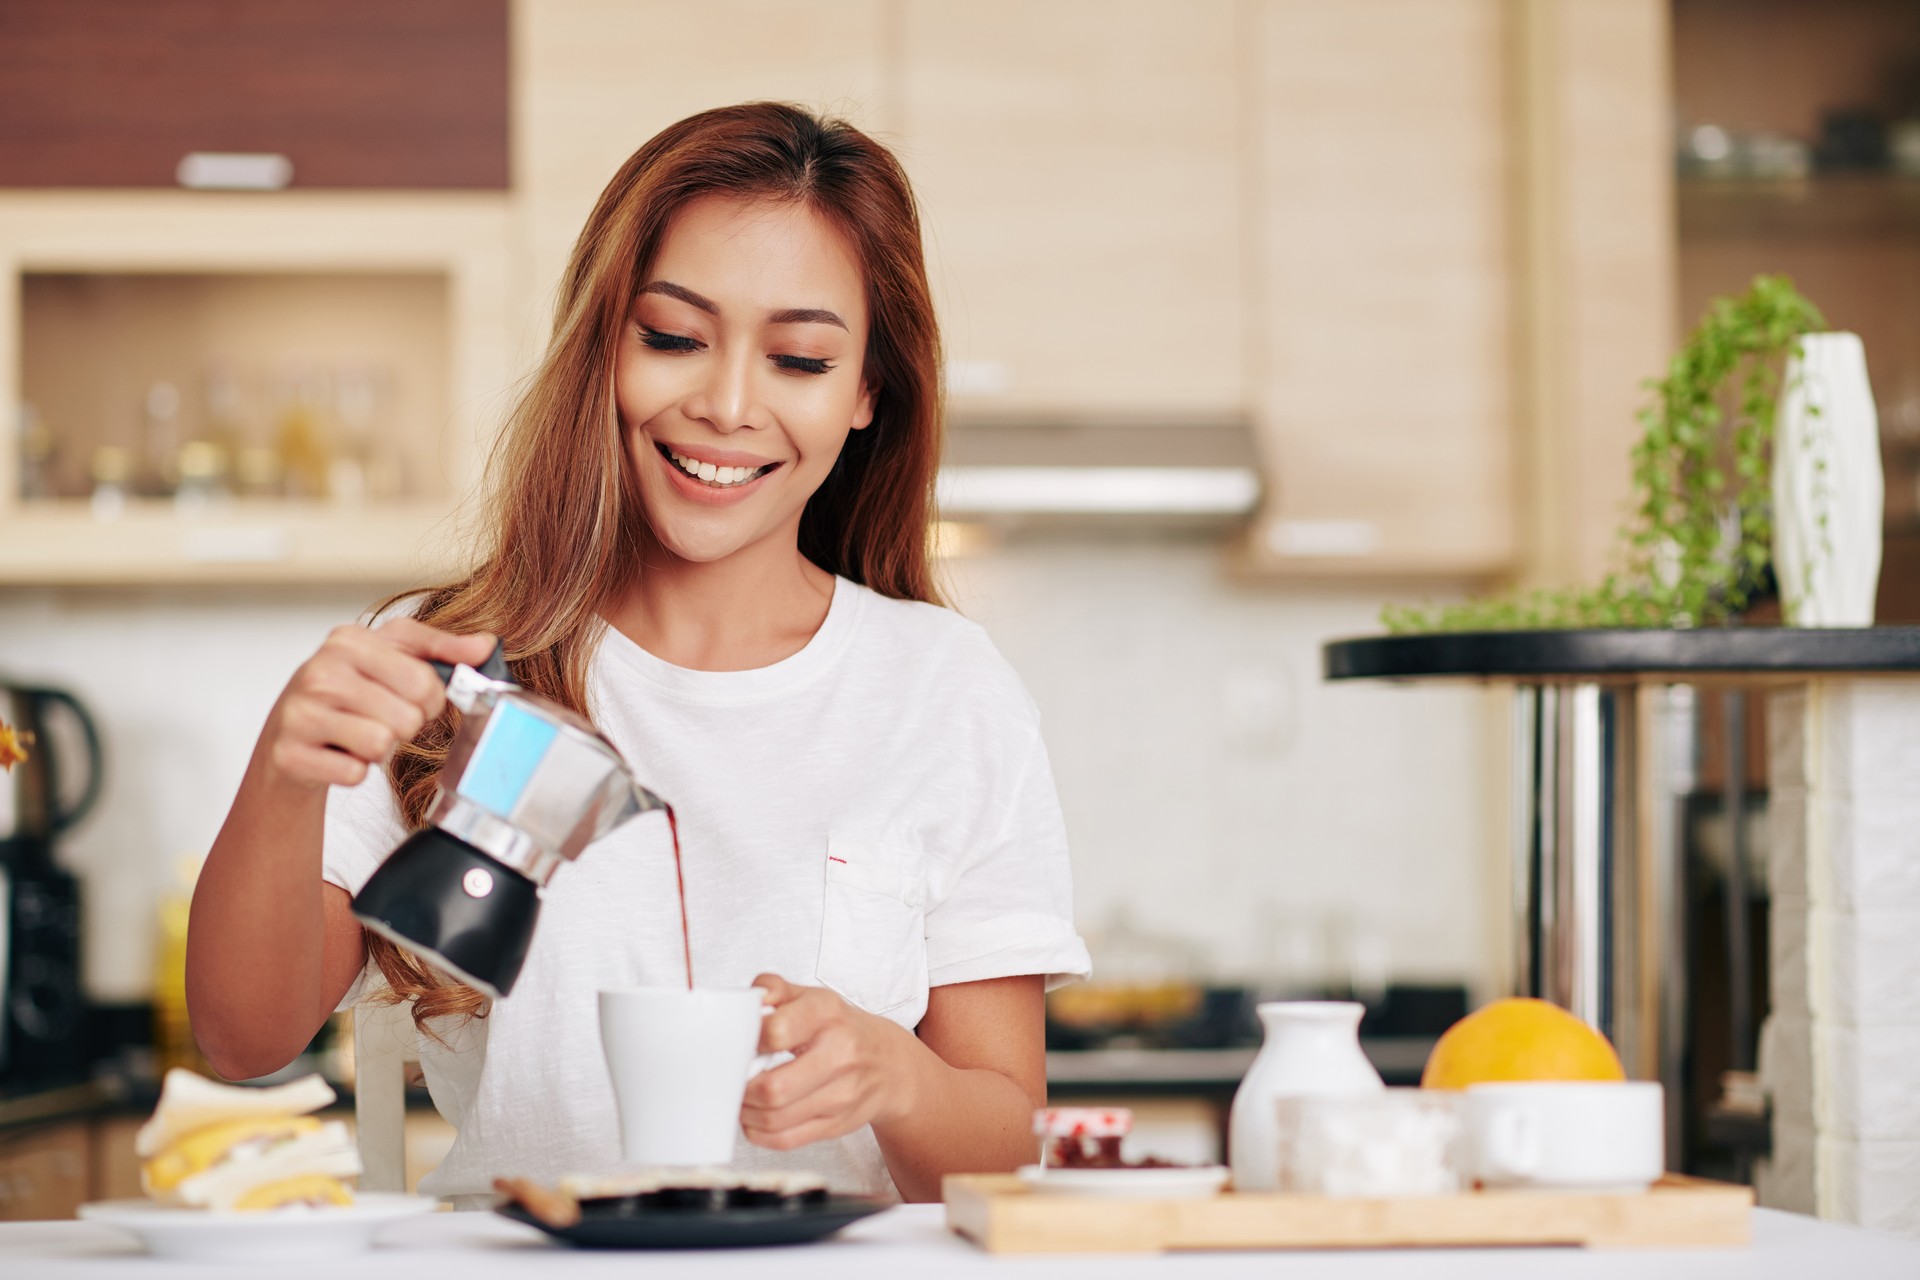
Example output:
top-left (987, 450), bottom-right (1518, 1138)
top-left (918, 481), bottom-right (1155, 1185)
top-left (456, 700), bottom-right (560, 818)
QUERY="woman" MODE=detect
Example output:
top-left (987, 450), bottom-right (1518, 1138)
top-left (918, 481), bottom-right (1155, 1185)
top-left (185, 102), bottom-right (1089, 1204)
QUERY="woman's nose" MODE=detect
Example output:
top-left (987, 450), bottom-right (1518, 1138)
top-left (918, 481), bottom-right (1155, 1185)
top-left (689, 347), bottom-right (764, 434)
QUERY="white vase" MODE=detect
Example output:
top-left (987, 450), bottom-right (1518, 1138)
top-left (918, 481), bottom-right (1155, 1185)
top-left (1772, 332), bottom-right (1882, 627)
top-left (1227, 1001), bottom-right (1383, 1192)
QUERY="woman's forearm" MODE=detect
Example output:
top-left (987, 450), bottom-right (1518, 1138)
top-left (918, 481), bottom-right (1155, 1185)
top-left (186, 738), bottom-right (334, 1080)
top-left (870, 1028), bottom-right (1042, 1202)
top-left (188, 620), bottom-right (471, 1079)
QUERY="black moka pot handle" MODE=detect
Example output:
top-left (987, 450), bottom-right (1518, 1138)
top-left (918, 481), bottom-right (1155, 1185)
top-left (428, 638), bottom-right (511, 686)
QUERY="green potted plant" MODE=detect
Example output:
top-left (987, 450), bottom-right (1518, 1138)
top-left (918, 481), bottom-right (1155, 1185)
top-left (1383, 274), bottom-right (1827, 633)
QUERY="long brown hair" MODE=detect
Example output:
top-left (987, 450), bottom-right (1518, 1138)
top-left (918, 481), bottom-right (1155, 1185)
top-left (366, 102), bottom-right (946, 1030)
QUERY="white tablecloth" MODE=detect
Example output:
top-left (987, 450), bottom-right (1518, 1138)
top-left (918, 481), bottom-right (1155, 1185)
top-left (4, 1204), bottom-right (1919, 1278)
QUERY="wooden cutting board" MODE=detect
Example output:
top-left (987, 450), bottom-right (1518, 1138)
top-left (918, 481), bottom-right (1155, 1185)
top-left (943, 1174), bottom-right (1752, 1253)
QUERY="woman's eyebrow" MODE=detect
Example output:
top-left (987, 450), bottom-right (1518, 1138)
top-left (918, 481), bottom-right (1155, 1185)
top-left (639, 282), bottom-right (846, 332)
top-left (640, 280), bottom-right (718, 314)
top-left (767, 307), bottom-right (848, 331)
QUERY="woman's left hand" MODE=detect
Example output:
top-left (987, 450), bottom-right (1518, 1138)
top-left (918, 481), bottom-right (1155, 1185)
top-left (740, 973), bottom-right (916, 1151)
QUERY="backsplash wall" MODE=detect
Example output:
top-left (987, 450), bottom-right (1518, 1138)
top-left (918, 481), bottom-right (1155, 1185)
top-left (0, 542), bottom-right (1498, 1003)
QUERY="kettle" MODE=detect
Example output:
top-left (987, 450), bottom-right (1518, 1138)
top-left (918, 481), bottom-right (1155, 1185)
top-left (0, 680), bottom-right (99, 1084)
top-left (0, 682), bottom-right (103, 852)
top-left (351, 644), bottom-right (668, 999)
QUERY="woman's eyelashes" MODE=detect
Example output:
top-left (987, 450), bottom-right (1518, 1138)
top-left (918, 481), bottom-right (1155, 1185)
top-left (638, 326), bottom-right (699, 353)
top-left (636, 326), bottom-right (835, 376)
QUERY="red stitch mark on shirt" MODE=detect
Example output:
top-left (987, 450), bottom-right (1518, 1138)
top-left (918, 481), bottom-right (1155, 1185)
top-left (827, 855), bottom-right (847, 864)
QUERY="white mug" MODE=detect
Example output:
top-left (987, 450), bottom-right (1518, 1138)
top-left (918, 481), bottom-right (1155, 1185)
top-left (598, 987), bottom-right (775, 1166)
top-left (1463, 1081), bottom-right (1664, 1191)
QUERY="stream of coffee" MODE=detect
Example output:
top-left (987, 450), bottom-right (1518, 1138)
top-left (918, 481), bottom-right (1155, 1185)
top-left (664, 806), bottom-right (693, 989)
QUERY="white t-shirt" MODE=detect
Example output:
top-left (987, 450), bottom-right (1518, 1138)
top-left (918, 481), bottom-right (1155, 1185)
top-left (321, 578), bottom-right (1090, 1203)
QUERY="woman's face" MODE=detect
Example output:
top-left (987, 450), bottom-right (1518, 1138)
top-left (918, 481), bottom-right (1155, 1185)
top-left (616, 195), bottom-right (874, 568)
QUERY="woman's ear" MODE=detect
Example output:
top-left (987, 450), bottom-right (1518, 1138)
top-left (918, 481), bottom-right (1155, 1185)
top-left (850, 377), bottom-right (877, 432)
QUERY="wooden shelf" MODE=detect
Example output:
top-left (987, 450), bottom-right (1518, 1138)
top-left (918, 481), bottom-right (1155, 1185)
top-left (1678, 176), bottom-right (1920, 238)
top-left (0, 190), bottom-right (517, 587)
top-left (0, 499), bottom-right (467, 586)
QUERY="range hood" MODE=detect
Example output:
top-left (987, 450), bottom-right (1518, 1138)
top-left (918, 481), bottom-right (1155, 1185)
top-left (936, 414), bottom-right (1263, 528)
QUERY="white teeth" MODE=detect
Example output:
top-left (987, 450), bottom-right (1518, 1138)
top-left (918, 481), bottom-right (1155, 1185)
top-left (666, 448), bottom-right (765, 487)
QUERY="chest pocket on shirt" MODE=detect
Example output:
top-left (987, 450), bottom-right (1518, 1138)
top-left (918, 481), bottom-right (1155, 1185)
top-left (816, 840), bottom-right (928, 1016)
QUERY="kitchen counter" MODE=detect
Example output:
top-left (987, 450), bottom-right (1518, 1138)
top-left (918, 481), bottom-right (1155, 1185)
top-left (4, 1202), bottom-right (1918, 1278)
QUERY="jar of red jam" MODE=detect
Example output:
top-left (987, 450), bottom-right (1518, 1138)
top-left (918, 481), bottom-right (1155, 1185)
top-left (1033, 1107), bottom-right (1133, 1169)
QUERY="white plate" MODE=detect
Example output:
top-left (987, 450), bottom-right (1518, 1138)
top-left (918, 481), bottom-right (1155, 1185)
top-left (1016, 1164), bottom-right (1230, 1199)
top-left (78, 1193), bottom-right (438, 1263)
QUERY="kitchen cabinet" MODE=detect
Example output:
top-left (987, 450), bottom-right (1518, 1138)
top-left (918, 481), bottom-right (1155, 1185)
top-left (0, 1120), bottom-right (88, 1221)
top-left (895, 0), bottom-right (1245, 417)
top-left (1242, 0), bottom-right (1515, 578)
top-left (0, 0), bottom-right (1681, 586)
top-left (0, 191), bottom-right (515, 585)
top-left (1517, 0), bottom-right (1675, 590)
top-left (89, 1115), bottom-right (143, 1204)
top-left (0, 0), bottom-right (507, 189)
top-left (1240, 0), bottom-right (1673, 582)
top-left (521, 1), bottom-right (1246, 419)
top-left (517, 0), bottom-right (891, 324)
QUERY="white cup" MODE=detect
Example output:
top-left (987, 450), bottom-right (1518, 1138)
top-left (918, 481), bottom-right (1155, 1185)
top-left (598, 987), bottom-right (773, 1166)
top-left (1463, 1081), bottom-right (1664, 1192)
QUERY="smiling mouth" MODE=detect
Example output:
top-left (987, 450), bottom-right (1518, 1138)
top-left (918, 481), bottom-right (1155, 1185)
top-left (657, 443), bottom-right (779, 488)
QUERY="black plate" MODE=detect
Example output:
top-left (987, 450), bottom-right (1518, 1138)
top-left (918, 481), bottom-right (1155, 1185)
top-left (496, 1196), bottom-right (888, 1249)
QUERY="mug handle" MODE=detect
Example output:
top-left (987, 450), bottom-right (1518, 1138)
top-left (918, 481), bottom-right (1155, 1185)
top-left (1483, 1104), bottom-right (1541, 1179)
top-left (747, 992), bottom-right (790, 1078)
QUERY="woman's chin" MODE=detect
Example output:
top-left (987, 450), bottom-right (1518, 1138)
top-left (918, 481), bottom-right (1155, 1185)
top-left (643, 520), bottom-right (770, 568)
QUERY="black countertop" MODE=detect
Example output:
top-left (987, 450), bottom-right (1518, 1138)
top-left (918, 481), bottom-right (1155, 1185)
top-left (1324, 625), bottom-right (1920, 682)
top-left (0, 1078), bottom-right (123, 1133)
top-left (1046, 1035), bottom-right (1434, 1095)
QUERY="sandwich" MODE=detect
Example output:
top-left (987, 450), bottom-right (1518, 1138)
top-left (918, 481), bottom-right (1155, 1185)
top-left (137, 1069), bottom-right (362, 1211)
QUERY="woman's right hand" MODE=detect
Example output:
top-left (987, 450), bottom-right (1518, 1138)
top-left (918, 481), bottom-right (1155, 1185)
top-left (264, 618), bottom-right (496, 790)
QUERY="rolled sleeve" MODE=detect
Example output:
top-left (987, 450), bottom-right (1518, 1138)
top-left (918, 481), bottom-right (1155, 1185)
top-left (923, 733), bottom-right (1091, 992)
top-left (321, 765), bottom-right (406, 897)
top-left (323, 767), bottom-right (407, 1009)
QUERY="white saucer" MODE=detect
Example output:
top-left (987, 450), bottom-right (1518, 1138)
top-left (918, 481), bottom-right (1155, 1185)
top-left (78, 1193), bottom-right (438, 1262)
top-left (1016, 1164), bottom-right (1230, 1199)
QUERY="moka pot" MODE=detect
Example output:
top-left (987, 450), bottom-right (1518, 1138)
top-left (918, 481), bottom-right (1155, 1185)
top-left (351, 643), bottom-right (667, 999)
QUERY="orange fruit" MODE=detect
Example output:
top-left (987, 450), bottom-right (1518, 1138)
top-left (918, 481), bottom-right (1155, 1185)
top-left (1420, 997), bottom-right (1625, 1089)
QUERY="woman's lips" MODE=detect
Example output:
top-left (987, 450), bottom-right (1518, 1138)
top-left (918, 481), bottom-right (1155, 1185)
top-left (654, 441), bottom-right (779, 506)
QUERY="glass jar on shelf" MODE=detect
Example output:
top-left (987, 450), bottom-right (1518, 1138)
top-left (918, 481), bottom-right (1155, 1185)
top-left (17, 403), bottom-right (56, 500)
top-left (233, 445), bottom-right (285, 499)
top-left (141, 380), bottom-right (183, 496)
top-left (330, 366), bottom-right (403, 504)
top-left (173, 440), bottom-right (233, 511)
top-left (88, 445), bottom-right (135, 520)
top-left (274, 370), bottom-right (333, 500)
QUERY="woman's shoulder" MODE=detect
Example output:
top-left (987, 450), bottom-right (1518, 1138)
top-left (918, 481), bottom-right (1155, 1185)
top-left (843, 580), bottom-right (1001, 662)
top-left (842, 581), bottom-right (1040, 723)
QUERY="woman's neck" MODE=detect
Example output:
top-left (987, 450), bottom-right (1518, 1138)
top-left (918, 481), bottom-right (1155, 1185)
top-left (605, 533), bottom-right (836, 672)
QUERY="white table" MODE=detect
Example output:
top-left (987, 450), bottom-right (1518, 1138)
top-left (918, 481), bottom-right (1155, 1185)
top-left (4, 1204), bottom-right (1920, 1279)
